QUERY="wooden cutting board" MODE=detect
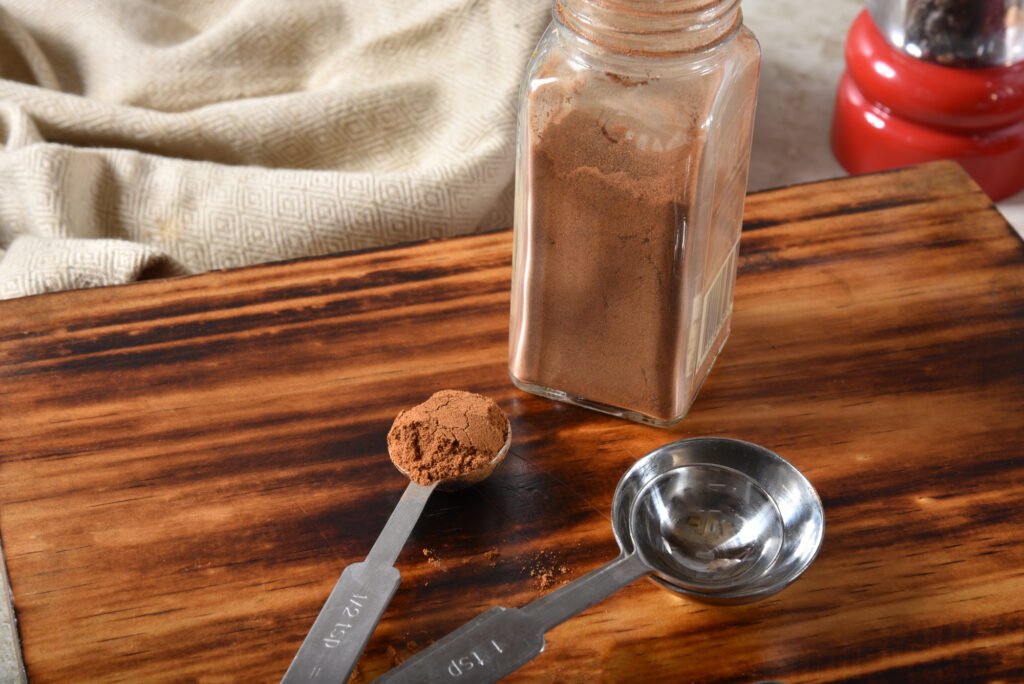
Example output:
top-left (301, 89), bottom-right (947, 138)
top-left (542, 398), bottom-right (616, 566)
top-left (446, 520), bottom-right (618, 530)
top-left (1, 161), bottom-right (1022, 683)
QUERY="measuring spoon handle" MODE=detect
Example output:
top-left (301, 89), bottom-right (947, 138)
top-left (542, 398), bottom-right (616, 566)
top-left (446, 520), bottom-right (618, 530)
top-left (377, 606), bottom-right (542, 684)
top-left (282, 482), bottom-right (436, 683)
top-left (377, 553), bottom-right (648, 684)
top-left (281, 562), bottom-right (400, 683)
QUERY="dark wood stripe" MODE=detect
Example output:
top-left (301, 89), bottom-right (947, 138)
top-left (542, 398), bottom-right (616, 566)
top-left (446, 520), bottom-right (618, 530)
top-left (743, 195), bottom-right (934, 231)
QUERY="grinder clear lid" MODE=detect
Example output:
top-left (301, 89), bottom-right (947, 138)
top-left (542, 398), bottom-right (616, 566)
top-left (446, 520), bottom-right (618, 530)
top-left (866, 0), bottom-right (1024, 67)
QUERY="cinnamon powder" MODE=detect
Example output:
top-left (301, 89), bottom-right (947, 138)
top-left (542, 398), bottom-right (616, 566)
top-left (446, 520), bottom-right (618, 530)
top-left (511, 106), bottom-right (697, 418)
top-left (387, 390), bottom-right (508, 486)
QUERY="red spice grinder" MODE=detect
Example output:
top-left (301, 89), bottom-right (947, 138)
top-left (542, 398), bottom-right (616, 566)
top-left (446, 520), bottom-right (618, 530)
top-left (831, 0), bottom-right (1024, 200)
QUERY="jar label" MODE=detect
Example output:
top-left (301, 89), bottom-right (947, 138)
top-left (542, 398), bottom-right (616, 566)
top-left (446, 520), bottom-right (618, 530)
top-left (697, 238), bottom-right (740, 372)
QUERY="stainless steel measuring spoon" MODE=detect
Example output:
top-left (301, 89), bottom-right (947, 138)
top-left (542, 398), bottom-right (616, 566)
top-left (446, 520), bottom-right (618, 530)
top-left (281, 422), bottom-right (511, 684)
top-left (377, 437), bottom-right (824, 684)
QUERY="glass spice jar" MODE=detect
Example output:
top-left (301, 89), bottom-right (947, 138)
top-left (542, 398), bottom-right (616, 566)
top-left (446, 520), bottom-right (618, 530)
top-left (508, 0), bottom-right (761, 427)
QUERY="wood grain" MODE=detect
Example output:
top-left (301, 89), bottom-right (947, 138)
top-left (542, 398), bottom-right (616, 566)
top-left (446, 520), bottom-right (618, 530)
top-left (1, 161), bottom-right (1022, 683)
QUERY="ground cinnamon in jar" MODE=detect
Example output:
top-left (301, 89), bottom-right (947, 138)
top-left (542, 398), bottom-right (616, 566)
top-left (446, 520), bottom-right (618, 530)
top-left (508, 0), bottom-right (760, 426)
top-left (386, 390), bottom-right (509, 486)
top-left (512, 106), bottom-right (694, 419)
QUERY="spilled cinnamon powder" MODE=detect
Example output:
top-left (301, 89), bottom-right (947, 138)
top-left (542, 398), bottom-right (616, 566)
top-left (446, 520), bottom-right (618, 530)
top-left (387, 390), bottom-right (509, 486)
top-left (523, 550), bottom-right (572, 590)
top-left (421, 547), bottom-right (446, 572)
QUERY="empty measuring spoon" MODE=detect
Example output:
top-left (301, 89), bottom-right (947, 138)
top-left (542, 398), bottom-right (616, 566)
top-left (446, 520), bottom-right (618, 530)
top-left (610, 437), bottom-right (826, 602)
top-left (281, 419), bottom-right (511, 684)
top-left (377, 438), bottom-right (823, 684)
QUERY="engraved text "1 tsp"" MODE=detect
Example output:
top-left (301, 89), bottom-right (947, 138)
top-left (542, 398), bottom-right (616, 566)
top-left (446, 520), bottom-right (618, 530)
top-left (447, 640), bottom-right (504, 677)
top-left (323, 594), bottom-right (369, 648)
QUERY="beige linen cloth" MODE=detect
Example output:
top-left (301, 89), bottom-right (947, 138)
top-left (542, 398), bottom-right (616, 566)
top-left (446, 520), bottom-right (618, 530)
top-left (0, 0), bottom-right (551, 299)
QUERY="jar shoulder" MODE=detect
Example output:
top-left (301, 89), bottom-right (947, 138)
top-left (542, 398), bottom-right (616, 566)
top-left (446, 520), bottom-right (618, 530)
top-left (522, 21), bottom-right (761, 98)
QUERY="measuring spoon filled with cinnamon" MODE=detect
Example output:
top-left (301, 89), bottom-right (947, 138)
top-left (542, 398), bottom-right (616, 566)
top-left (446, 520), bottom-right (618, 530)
top-left (281, 390), bottom-right (511, 684)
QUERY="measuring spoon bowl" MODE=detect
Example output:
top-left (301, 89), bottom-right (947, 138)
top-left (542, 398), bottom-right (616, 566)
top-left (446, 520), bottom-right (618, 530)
top-left (392, 418), bottom-right (512, 491)
top-left (630, 464), bottom-right (784, 592)
top-left (613, 437), bottom-right (824, 603)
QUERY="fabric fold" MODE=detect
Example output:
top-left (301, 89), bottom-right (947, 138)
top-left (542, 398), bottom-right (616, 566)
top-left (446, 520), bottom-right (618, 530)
top-left (0, 0), bottom-right (551, 299)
